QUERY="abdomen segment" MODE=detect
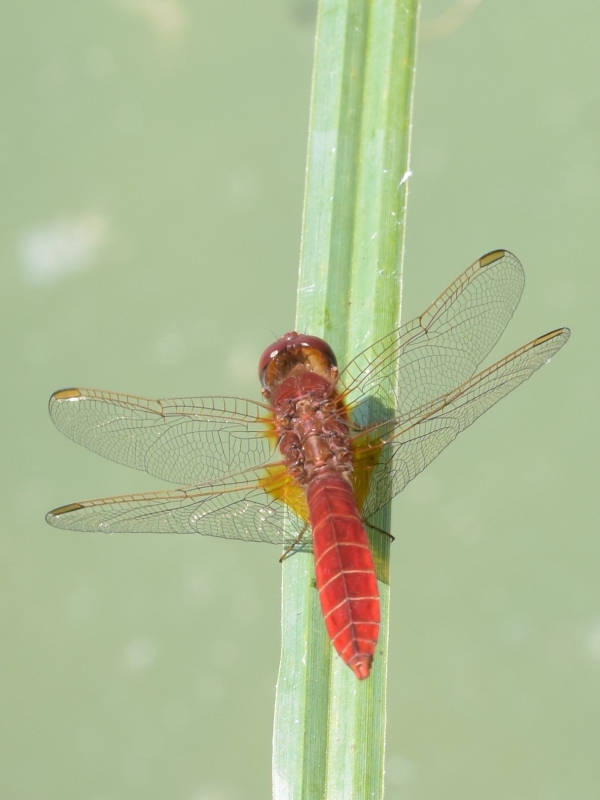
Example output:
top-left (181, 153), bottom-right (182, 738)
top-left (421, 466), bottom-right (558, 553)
top-left (306, 472), bottom-right (380, 679)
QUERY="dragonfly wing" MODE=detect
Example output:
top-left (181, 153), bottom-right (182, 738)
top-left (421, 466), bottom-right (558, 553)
top-left (46, 466), bottom-right (309, 545)
top-left (356, 327), bottom-right (570, 521)
top-left (340, 250), bottom-right (526, 427)
top-left (49, 389), bottom-right (276, 484)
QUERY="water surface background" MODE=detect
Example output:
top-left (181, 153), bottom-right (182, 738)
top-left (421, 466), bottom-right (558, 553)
top-left (1, 1), bottom-right (597, 798)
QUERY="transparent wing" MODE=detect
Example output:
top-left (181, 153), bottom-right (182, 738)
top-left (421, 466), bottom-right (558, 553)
top-left (353, 328), bottom-right (570, 521)
top-left (49, 388), bottom-right (276, 485)
top-left (45, 465), bottom-right (309, 545)
top-left (340, 250), bottom-right (526, 427)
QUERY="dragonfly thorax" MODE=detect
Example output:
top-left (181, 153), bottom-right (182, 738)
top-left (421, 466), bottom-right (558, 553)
top-left (271, 373), bottom-right (353, 487)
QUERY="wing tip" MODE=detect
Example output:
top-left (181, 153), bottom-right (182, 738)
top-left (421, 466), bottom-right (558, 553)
top-left (46, 502), bottom-right (84, 526)
top-left (479, 249), bottom-right (507, 267)
top-left (538, 327), bottom-right (571, 347)
top-left (51, 388), bottom-right (83, 402)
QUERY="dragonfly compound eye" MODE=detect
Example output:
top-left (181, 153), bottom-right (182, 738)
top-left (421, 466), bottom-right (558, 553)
top-left (259, 332), bottom-right (338, 390)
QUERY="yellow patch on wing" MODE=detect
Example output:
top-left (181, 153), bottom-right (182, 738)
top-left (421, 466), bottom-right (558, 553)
top-left (258, 463), bottom-right (309, 522)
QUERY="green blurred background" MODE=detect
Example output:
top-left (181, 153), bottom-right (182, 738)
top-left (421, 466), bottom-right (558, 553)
top-left (1, 1), bottom-right (597, 798)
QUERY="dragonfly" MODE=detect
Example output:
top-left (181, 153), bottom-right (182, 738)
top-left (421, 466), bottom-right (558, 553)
top-left (46, 250), bottom-right (569, 678)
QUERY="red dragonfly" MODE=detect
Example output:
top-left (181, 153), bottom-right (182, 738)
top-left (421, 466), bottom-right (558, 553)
top-left (46, 250), bottom-right (569, 679)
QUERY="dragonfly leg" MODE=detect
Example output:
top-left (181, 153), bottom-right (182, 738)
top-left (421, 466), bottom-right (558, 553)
top-left (364, 519), bottom-right (395, 542)
top-left (279, 522), bottom-right (310, 563)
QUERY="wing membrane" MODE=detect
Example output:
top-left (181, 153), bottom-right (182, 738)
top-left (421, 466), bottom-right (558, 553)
top-left (49, 389), bottom-right (276, 484)
top-left (341, 250), bottom-right (526, 427)
top-left (46, 465), bottom-right (308, 544)
top-left (354, 327), bottom-right (570, 520)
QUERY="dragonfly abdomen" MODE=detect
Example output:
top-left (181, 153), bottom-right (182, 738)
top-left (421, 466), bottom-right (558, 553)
top-left (307, 471), bottom-right (380, 679)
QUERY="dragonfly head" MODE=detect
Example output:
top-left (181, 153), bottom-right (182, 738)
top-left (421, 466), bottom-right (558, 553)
top-left (259, 331), bottom-right (338, 396)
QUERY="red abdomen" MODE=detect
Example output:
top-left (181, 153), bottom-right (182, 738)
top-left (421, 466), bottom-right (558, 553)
top-left (306, 472), bottom-right (380, 679)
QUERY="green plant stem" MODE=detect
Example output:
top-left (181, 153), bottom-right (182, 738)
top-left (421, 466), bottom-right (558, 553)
top-left (272, 1), bottom-right (419, 797)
